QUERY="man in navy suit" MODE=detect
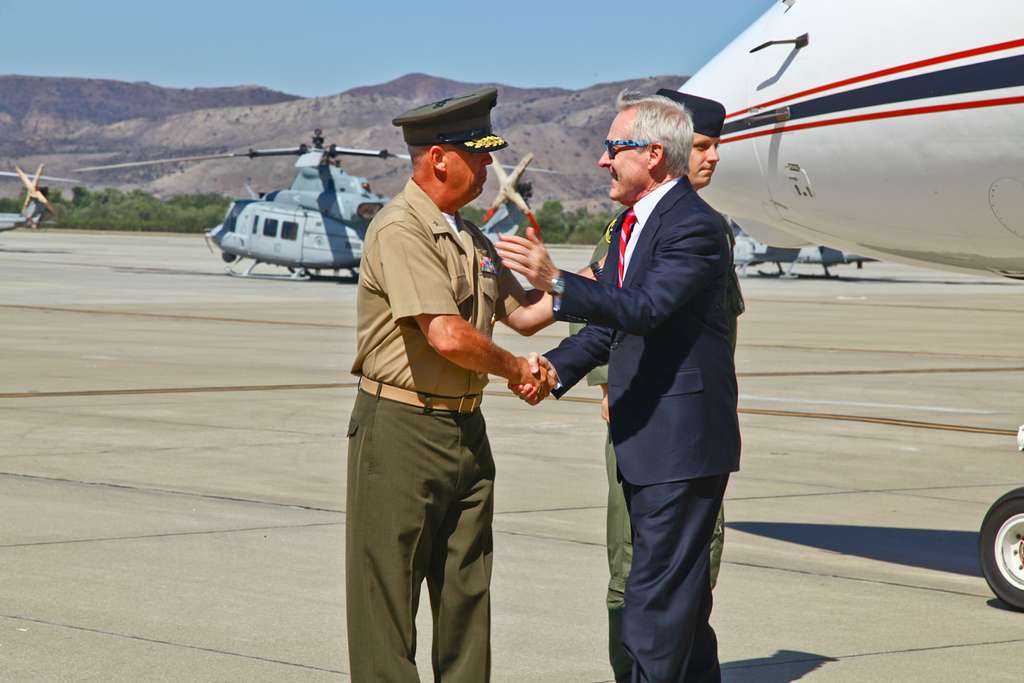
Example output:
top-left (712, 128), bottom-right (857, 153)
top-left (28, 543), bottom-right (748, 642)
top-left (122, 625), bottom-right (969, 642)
top-left (495, 91), bottom-right (740, 682)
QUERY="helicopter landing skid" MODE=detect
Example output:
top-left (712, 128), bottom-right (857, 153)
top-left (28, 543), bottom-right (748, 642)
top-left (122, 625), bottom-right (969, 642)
top-left (224, 260), bottom-right (311, 280)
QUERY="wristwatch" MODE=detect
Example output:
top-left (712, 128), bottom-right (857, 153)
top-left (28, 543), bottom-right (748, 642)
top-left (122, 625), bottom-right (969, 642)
top-left (549, 273), bottom-right (566, 296)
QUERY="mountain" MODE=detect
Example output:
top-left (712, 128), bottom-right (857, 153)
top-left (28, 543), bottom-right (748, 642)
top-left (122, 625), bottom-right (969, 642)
top-left (0, 73), bottom-right (688, 208)
top-left (0, 76), bottom-right (300, 155)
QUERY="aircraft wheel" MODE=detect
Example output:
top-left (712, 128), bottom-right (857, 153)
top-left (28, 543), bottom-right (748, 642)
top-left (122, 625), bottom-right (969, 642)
top-left (979, 487), bottom-right (1024, 610)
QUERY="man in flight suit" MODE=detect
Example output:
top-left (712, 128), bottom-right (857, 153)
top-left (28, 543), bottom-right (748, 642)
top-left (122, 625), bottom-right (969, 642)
top-left (346, 88), bottom-right (554, 682)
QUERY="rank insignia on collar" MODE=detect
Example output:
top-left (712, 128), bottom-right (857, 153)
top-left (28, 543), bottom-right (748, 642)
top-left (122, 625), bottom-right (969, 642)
top-left (479, 256), bottom-right (497, 274)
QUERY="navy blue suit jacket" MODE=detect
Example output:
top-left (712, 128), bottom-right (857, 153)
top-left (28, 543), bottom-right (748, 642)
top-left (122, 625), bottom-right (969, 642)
top-left (545, 178), bottom-right (740, 485)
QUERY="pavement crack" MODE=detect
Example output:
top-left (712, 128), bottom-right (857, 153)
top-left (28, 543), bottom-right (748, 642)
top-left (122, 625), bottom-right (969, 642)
top-left (723, 637), bottom-right (1024, 670)
top-left (725, 559), bottom-right (989, 598)
top-left (0, 611), bottom-right (347, 675)
top-left (730, 481), bottom-right (1023, 502)
top-left (0, 522), bottom-right (341, 549)
top-left (0, 470), bottom-right (344, 513)
top-left (495, 505), bottom-right (605, 516)
top-left (492, 528), bottom-right (604, 548)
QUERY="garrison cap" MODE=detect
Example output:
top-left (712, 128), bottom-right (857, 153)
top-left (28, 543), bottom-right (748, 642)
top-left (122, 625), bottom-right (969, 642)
top-left (656, 89), bottom-right (727, 138)
top-left (392, 87), bottom-right (508, 153)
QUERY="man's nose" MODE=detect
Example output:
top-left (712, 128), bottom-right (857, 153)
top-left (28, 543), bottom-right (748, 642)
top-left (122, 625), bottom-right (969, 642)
top-left (707, 146), bottom-right (720, 163)
top-left (598, 150), bottom-right (611, 168)
top-left (482, 153), bottom-right (493, 166)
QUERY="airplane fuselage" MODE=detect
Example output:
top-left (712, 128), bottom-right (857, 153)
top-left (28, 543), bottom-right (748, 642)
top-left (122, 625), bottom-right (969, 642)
top-left (685, 0), bottom-right (1024, 278)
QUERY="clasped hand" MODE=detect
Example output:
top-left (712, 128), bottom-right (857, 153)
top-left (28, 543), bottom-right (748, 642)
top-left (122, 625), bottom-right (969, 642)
top-left (509, 352), bottom-right (557, 405)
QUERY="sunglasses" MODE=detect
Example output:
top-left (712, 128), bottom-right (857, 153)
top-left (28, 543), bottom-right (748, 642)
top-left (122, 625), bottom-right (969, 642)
top-left (604, 139), bottom-right (651, 159)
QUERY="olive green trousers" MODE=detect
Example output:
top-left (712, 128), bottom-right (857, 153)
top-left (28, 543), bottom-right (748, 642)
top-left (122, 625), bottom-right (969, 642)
top-left (604, 430), bottom-right (725, 683)
top-left (346, 390), bottom-right (495, 682)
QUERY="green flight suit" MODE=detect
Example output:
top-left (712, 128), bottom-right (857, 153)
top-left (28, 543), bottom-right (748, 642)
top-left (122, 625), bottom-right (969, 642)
top-left (570, 210), bottom-right (744, 683)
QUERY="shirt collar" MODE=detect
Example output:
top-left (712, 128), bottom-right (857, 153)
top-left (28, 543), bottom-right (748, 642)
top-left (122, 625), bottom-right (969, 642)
top-left (631, 177), bottom-right (680, 228)
top-left (403, 178), bottom-right (455, 237)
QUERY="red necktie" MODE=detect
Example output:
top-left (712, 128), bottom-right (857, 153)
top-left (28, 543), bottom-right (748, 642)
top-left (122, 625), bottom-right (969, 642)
top-left (617, 209), bottom-right (637, 287)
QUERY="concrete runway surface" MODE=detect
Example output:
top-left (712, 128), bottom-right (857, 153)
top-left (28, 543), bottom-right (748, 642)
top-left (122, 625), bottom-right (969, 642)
top-left (1, 230), bottom-right (1023, 682)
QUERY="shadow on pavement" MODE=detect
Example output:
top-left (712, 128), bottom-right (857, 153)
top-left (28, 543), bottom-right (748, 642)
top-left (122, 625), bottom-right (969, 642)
top-left (728, 522), bottom-right (980, 576)
top-left (723, 649), bottom-right (837, 682)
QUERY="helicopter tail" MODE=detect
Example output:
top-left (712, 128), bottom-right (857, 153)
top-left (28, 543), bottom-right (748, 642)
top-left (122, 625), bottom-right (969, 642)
top-left (479, 202), bottom-right (525, 242)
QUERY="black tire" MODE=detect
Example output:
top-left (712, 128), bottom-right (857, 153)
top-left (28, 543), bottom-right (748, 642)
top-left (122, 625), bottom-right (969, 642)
top-left (979, 487), bottom-right (1024, 611)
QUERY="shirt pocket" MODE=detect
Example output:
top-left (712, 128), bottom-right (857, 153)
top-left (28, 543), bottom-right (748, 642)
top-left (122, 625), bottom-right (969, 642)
top-left (451, 273), bottom-right (473, 319)
top-left (479, 272), bottom-right (499, 303)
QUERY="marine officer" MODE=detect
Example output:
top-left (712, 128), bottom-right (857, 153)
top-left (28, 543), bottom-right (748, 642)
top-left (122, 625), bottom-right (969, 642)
top-left (346, 88), bottom-right (554, 682)
top-left (570, 90), bottom-right (744, 682)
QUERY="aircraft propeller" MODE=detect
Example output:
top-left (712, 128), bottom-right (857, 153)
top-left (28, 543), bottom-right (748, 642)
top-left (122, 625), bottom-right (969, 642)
top-left (483, 153), bottom-right (542, 234)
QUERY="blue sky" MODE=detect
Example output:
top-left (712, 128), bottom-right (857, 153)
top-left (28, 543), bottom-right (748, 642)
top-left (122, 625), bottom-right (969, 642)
top-left (0, 0), bottom-right (776, 96)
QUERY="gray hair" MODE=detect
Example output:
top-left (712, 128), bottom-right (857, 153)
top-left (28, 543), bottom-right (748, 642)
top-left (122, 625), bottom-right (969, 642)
top-left (407, 144), bottom-right (429, 169)
top-left (616, 90), bottom-right (692, 177)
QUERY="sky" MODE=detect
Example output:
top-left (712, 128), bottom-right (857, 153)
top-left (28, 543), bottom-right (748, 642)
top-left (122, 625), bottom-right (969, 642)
top-left (0, 0), bottom-right (776, 96)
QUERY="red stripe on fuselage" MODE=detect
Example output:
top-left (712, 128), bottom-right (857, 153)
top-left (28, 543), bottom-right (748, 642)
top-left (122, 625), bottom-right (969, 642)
top-left (725, 37), bottom-right (1024, 119)
top-left (720, 95), bottom-right (1024, 144)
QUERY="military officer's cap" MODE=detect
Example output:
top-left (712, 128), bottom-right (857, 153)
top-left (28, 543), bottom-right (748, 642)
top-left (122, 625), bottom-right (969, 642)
top-left (392, 88), bottom-right (508, 153)
top-left (656, 89), bottom-right (727, 138)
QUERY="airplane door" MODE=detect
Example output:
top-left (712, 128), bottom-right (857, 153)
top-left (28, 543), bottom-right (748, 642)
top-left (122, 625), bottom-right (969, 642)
top-left (686, 3), bottom-right (810, 247)
top-left (738, 2), bottom-right (825, 239)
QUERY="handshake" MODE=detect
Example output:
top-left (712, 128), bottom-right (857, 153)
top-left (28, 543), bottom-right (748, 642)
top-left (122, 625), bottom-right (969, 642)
top-left (508, 352), bottom-right (558, 405)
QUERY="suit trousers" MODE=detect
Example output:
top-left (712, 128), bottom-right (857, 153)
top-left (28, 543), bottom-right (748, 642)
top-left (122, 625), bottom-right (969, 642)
top-left (345, 390), bottom-right (494, 682)
top-left (605, 431), bottom-right (726, 683)
top-left (622, 473), bottom-right (729, 683)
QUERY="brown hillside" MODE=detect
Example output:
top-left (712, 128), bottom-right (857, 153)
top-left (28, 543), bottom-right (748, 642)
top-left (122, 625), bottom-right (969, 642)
top-left (2, 73), bottom-right (688, 208)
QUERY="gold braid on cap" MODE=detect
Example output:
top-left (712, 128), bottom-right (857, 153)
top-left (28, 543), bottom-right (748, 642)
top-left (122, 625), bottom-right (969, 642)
top-left (464, 135), bottom-right (505, 149)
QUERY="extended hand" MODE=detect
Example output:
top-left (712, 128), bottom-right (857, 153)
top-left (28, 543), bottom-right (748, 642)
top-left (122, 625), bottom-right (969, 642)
top-left (495, 228), bottom-right (560, 292)
top-left (508, 352), bottom-right (558, 405)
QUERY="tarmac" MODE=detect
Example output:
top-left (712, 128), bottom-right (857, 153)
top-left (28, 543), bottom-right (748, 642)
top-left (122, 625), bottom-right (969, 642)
top-left (1, 229), bottom-right (1023, 682)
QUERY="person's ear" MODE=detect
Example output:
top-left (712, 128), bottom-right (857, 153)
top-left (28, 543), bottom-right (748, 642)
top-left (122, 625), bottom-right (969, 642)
top-left (647, 143), bottom-right (665, 172)
top-left (428, 145), bottom-right (447, 173)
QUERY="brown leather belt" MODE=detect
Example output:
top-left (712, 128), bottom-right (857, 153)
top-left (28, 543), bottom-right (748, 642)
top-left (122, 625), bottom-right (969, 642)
top-left (359, 377), bottom-right (481, 414)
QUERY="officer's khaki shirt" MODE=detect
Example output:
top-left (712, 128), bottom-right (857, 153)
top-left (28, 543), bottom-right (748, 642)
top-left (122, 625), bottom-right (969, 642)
top-left (352, 179), bottom-right (526, 396)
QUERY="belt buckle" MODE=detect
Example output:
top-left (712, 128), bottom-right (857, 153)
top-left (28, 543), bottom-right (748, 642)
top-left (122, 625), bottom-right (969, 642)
top-left (422, 394), bottom-right (433, 412)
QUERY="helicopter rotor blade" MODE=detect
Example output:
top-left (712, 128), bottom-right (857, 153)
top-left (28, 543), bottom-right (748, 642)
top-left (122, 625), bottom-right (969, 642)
top-left (0, 170), bottom-right (79, 183)
top-left (74, 151), bottom-right (253, 172)
top-left (381, 151), bottom-right (557, 174)
top-left (329, 146), bottom-right (394, 159)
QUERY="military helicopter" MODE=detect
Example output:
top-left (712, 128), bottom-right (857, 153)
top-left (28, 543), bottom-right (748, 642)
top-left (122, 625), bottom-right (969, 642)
top-left (77, 130), bottom-right (542, 280)
top-left (0, 165), bottom-right (79, 232)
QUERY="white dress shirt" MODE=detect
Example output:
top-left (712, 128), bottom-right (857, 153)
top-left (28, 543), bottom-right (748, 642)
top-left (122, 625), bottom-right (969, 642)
top-left (442, 212), bottom-right (460, 238)
top-left (620, 177), bottom-right (680, 281)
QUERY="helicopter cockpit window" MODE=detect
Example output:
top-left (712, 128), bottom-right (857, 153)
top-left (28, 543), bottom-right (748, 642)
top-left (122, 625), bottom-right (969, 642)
top-left (281, 221), bottom-right (298, 241)
top-left (263, 218), bottom-right (279, 237)
top-left (252, 216), bottom-right (259, 234)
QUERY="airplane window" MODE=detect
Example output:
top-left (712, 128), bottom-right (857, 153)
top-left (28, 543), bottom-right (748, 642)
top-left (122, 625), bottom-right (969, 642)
top-left (263, 218), bottom-right (278, 237)
top-left (281, 221), bottom-right (298, 241)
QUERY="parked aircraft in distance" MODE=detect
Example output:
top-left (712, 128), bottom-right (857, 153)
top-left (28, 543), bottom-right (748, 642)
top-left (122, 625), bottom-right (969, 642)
top-left (0, 166), bottom-right (78, 232)
top-left (731, 223), bottom-right (873, 278)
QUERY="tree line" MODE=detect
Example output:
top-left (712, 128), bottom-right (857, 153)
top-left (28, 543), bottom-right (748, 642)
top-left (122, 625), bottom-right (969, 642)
top-left (0, 187), bottom-right (231, 233)
top-left (1, 188), bottom-right (615, 245)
